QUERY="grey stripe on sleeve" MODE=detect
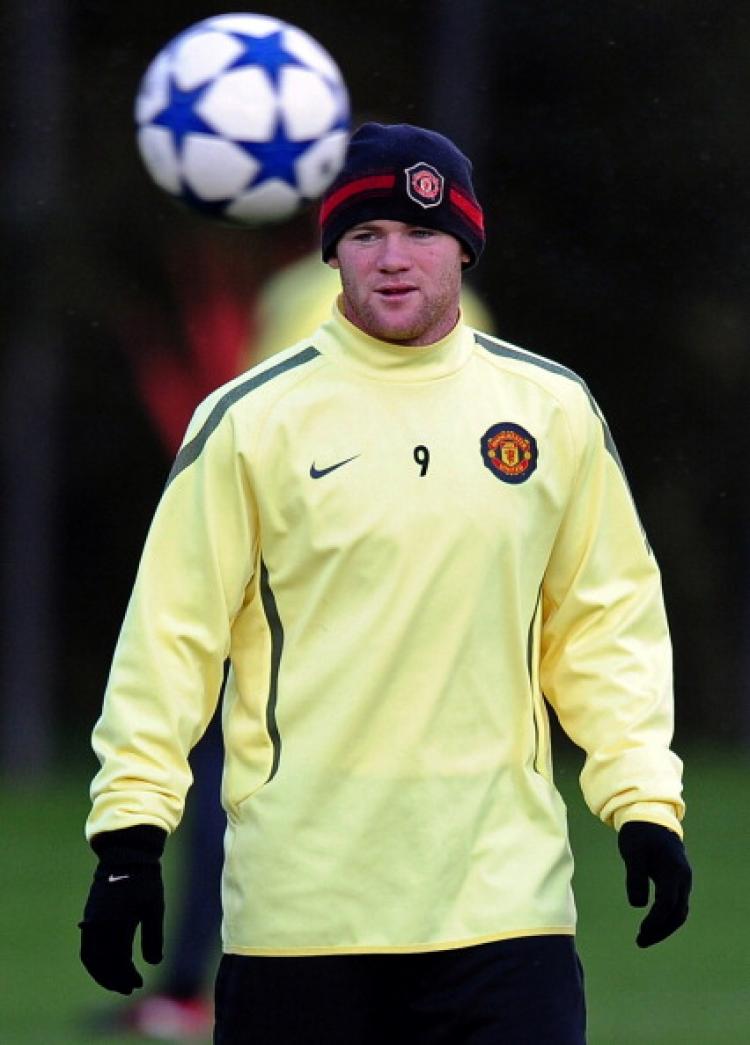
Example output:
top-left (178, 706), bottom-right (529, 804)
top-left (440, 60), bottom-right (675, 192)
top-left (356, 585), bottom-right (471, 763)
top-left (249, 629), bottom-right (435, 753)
top-left (473, 333), bottom-right (623, 470)
top-left (166, 346), bottom-right (320, 487)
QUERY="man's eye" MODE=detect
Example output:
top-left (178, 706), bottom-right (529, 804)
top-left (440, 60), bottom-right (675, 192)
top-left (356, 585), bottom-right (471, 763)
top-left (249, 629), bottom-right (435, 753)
top-left (411, 228), bottom-right (435, 239)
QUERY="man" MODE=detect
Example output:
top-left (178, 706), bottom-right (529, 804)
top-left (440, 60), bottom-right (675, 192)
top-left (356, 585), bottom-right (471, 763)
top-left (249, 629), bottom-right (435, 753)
top-left (80, 123), bottom-right (691, 1044)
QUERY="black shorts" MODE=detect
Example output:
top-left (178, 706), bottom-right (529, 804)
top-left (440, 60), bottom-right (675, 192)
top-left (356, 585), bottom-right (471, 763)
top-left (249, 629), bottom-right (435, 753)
top-left (214, 934), bottom-right (586, 1044)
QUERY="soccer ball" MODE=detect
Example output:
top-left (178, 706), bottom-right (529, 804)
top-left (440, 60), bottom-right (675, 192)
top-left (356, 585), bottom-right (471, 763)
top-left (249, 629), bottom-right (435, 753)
top-left (134, 13), bottom-right (351, 225)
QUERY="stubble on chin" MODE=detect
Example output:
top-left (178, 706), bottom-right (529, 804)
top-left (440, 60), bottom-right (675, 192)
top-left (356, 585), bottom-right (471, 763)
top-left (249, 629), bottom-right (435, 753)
top-left (348, 302), bottom-right (422, 344)
top-left (340, 275), bottom-right (461, 346)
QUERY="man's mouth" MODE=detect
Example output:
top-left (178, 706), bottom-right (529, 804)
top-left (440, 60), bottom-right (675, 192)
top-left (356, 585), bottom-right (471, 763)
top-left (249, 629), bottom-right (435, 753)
top-left (376, 285), bottom-right (416, 298)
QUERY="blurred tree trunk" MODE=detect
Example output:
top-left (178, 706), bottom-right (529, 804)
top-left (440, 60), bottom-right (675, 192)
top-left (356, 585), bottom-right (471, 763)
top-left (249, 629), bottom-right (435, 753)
top-left (426, 0), bottom-right (497, 200)
top-left (1, 1), bottom-right (68, 780)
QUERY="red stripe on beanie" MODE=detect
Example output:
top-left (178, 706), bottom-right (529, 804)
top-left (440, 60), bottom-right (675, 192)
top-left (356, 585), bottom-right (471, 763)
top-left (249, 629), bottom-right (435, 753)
top-left (449, 186), bottom-right (484, 232)
top-left (319, 174), bottom-right (397, 226)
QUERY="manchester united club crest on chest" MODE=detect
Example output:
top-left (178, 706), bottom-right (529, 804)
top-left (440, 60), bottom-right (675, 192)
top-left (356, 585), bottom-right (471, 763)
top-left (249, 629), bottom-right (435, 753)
top-left (480, 422), bottom-right (538, 484)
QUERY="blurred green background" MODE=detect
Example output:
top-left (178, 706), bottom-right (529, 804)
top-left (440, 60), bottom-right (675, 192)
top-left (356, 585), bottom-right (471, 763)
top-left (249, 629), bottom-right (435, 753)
top-left (2, 1), bottom-right (749, 1042)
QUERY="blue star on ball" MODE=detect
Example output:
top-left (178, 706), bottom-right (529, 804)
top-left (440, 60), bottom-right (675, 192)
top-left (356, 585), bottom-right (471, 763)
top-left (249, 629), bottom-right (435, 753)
top-left (151, 79), bottom-right (215, 151)
top-left (241, 122), bottom-right (318, 189)
top-left (224, 29), bottom-right (309, 89)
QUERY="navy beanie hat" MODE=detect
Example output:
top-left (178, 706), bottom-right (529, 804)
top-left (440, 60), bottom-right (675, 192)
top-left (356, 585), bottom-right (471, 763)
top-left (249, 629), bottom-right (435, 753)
top-left (319, 122), bottom-right (485, 269)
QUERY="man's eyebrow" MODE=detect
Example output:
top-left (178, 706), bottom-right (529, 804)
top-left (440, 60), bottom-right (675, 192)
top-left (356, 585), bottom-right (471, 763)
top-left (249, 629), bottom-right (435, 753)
top-left (347, 223), bottom-right (436, 233)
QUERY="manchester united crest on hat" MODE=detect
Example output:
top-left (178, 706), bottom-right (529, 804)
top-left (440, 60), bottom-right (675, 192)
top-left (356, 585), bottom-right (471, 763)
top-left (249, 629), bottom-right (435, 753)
top-left (404, 162), bottom-right (444, 208)
top-left (480, 422), bottom-right (538, 484)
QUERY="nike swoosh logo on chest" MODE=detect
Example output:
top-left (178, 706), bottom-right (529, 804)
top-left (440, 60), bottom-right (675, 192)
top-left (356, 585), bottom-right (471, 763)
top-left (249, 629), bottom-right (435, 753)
top-left (309, 455), bottom-right (361, 479)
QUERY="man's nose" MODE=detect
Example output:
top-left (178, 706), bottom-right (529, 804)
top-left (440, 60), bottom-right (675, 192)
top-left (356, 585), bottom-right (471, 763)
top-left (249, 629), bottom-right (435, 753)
top-left (377, 234), bottom-right (410, 270)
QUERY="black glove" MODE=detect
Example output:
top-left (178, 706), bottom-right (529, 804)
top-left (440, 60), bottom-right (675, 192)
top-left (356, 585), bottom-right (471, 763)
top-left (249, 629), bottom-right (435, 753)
top-left (617, 820), bottom-right (692, 948)
top-left (79, 824), bottom-right (167, 994)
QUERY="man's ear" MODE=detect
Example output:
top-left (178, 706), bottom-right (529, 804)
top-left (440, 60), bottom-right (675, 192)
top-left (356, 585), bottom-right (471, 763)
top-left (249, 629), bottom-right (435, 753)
top-left (327, 256), bottom-right (340, 270)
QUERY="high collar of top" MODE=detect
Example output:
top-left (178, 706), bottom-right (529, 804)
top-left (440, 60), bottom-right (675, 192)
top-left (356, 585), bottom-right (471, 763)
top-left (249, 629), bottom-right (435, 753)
top-left (315, 298), bottom-right (474, 382)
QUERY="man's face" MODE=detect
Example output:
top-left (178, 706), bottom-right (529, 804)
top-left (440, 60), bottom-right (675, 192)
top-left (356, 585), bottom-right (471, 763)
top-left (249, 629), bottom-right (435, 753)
top-left (329, 219), bottom-right (469, 346)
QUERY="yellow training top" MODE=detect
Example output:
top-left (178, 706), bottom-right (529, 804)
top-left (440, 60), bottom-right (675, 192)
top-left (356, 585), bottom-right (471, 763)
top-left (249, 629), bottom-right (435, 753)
top-left (87, 303), bottom-right (684, 956)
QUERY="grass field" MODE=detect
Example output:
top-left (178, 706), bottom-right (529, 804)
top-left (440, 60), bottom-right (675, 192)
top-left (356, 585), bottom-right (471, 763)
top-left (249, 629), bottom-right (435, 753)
top-left (1, 744), bottom-right (748, 1044)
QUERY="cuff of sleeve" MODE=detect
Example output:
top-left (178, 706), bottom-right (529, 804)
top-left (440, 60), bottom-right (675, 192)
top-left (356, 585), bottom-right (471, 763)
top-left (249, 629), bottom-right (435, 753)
top-left (613, 801), bottom-right (684, 839)
top-left (91, 824), bottom-right (167, 863)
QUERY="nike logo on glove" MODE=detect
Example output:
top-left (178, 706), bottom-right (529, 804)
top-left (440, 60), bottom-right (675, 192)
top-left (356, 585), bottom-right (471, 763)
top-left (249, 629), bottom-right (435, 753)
top-left (309, 455), bottom-right (360, 479)
top-left (107, 874), bottom-right (130, 883)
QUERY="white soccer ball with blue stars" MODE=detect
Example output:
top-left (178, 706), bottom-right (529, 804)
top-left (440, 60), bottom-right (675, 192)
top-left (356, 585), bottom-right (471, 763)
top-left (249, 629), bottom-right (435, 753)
top-left (134, 13), bottom-right (351, 224)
